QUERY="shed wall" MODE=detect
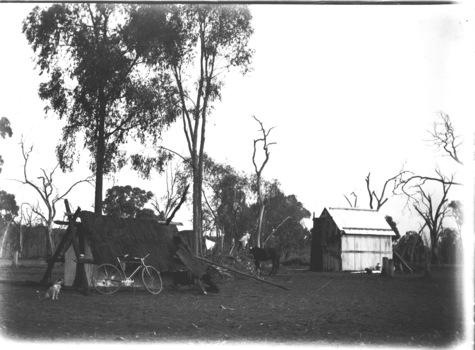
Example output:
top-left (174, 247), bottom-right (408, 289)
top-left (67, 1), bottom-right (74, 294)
top-left (310, 216), bottom-right (341, 272)
top-left (341, 235), bottom-right (393, 271)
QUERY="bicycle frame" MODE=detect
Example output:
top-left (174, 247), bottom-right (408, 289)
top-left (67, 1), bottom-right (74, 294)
top-left (115, 253), bottom-right (149, 286)
top-left (93, 251), bottom-right (162, 295)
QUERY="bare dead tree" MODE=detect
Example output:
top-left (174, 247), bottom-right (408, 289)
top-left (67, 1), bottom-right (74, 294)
top-left (21, 203), bottom-right (42, 226)
top-left (343, 192), bottom-right (358, 208)
top-left (18, 204), bottom-right (42, 259)
top-left (428, 112), bottom-right (463, 165)
top-left (16, 140), bottom-right (93, 256)
top-left (252, 116), bottom-right (276, 247)
top-left (395, 168), bottom-right (454, 264)
top-left (365, 166), bottom-right (409, 210)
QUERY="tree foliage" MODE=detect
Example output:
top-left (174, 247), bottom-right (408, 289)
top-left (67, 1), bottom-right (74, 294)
top-left (448, 200), bottom-right (463, 232)
top-left (0, 191), bottom-right (18, 259)
top-left (103, 185), bottom-right (158, 220)
top-left (0, 191), bottom-right (19, 222)
top-left (201, 155), bottom-right (252, 249)
top-left (438, 227), bottom-right (462, 264)
top-left (198, 155), bottom-right (310, 258)
top-left (23, 4), bottom-right (178, 213)
top-left (252, 179), bottom-right (311, 256)
top-left (0, 117), bottom-right (13, 173)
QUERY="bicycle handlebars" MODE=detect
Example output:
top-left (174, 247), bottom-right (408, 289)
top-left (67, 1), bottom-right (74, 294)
top-left (120, 252), bottom-right (151, 261)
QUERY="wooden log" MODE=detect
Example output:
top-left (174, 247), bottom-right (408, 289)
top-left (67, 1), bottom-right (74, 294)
top-left (195, 256), bottom-right (290, 291)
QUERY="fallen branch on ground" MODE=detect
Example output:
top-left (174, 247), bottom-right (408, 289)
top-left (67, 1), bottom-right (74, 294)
top-left (195, 256), bottom-right (290, 291)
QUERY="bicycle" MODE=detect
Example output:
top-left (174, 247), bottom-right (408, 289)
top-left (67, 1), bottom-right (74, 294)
top-left (92, 252), bottom-right (162, 295)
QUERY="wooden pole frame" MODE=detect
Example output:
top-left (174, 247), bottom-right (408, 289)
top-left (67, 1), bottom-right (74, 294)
top-left (64, 200), bottom-right (89, 295)
top-left (41, 204), bottom-right (81, 283)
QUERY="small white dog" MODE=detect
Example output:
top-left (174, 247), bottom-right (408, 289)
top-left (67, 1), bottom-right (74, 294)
top-left (37, 278), bottom-right (64, 300)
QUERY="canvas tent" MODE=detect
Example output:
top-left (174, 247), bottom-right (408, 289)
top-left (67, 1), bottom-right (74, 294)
top-left (61, 211), bottom-right (185, 287)
top-left (310, 207), bottom-right (395, 272)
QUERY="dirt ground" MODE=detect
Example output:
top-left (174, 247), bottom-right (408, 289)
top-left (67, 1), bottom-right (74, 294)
top-left (0, 259), bottom-right (466, 347)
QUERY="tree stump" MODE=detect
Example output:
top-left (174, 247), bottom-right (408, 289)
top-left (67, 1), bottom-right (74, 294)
top-left (381, 257), bottom-right (389, 276)
top-left (388, 259), bottom-right (395, 277)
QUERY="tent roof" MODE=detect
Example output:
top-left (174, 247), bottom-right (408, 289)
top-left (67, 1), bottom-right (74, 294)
top-left (323, 207), bottom-right (395, 236)
top-left (78, 211), bottom-right (183, 272)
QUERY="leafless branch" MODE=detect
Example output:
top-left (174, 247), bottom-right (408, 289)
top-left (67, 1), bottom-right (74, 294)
top-left (344, 192), bottom-right (357, 208)
top-left (252, 115), bottom-right (276, 247)
top-left (366, 165), bottom-right (410, 210)
top-left (395, 167), bottom-right (453, 260)
top-left (17, 138), bottom-right (93, 254)
top-left (252, 116), bottom-right (276, 175)
top-left (427, 112), bottom-right (463, 165)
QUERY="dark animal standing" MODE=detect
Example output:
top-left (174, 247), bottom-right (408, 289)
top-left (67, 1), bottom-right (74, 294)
top-left (249, 247), bottom-right (280, 276)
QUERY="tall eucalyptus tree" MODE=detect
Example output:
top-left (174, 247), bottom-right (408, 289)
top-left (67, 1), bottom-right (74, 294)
top-left (129, 5), bottom-right (254, 254)
top-left (23, 4), bottom-right (178, 214)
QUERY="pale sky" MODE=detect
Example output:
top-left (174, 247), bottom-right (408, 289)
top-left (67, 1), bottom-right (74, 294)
top-left (0, 2), bottom-right (473, 238)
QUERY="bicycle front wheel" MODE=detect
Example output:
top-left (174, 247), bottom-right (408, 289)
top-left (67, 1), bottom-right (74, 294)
top-left (93, 264), bottom-right (122, 295)
top-left (142, 265), bottom-right (162, 295)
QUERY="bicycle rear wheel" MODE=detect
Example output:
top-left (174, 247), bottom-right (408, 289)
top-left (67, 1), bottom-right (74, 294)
top-left (142, 265), bottom-right (162, 295)
top-left (93, 264), bottom-right (122, 295)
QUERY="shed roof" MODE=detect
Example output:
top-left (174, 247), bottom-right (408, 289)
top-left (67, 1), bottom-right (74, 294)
top-left (323, 207), bottom-right (395, 236)
top-left (78, 211), bottom-right (184, 272)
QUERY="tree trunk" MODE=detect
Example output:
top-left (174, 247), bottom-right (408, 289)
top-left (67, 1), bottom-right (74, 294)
top-left (430, 230), bottom-right (439, 264)
top-left (45, 222), bottom-right (54, 257)
top-left (94, 96), bottom-right (106, 216)
top-left (0, 220), bottom-right (12, 258)
top-left (256, 204), bottom-right (265, 248)
top-left (192, 170), bottom-right (203, 256)
top-left (424, 246), bottom-right (432, 277)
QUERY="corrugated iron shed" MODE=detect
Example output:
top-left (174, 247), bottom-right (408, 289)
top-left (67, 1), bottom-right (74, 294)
top-left (327, 207), bottom-right (395, 236)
